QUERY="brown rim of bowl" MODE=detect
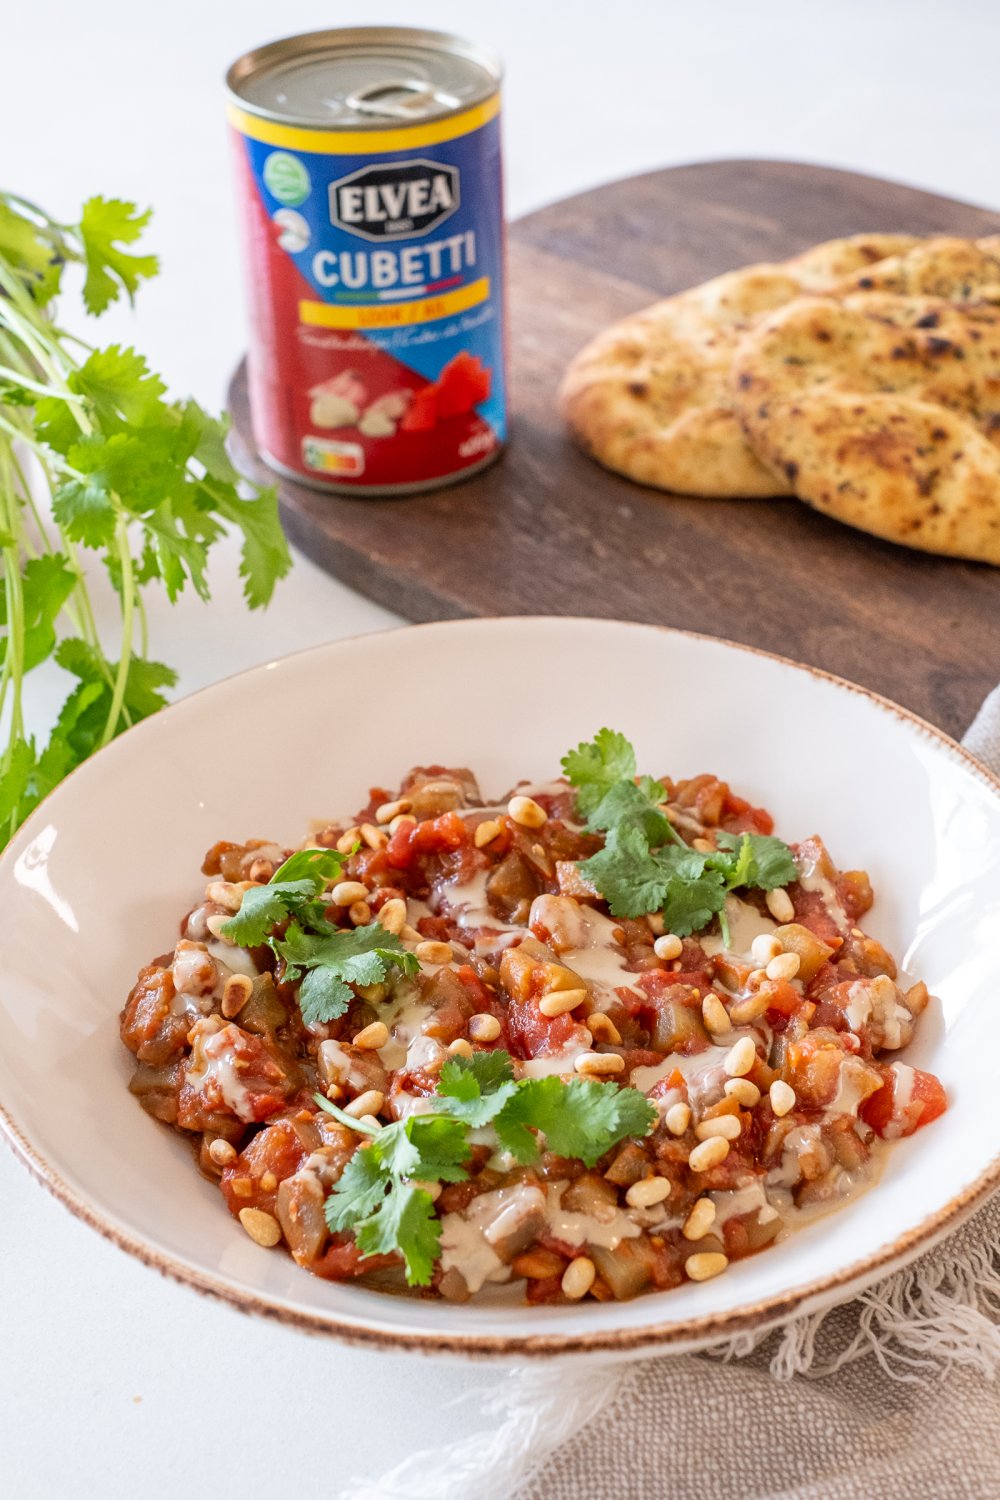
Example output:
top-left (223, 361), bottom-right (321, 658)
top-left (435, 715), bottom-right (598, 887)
top-left (1, 615), bottom-right (999, 1360)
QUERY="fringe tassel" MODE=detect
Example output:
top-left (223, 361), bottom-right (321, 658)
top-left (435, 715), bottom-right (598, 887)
top-left (348, 1221), bottom-right (1000, 1500)
top-left (343, 1360), bottom-right (631, 1500)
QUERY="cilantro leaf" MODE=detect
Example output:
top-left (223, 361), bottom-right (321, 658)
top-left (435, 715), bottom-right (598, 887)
top-left (495, 1075), bottom-right (656, 1168)
top-left (276, 922), bottom-right (419, 1026)
top-left (577, 824), bottom-right (674, 919)
top-left (355, 1183), bottom-right (443, 1287)
top-left (436, 1050), bottom-right (519, 1127)
top-left (660, 867), bottom-right (728, 937)
top-left (323, 1112), bottom-right (470, 1286)
top-left (79, 197), bottom-right (159, 314)
top-left (585, 778), bottom-right (672, 844)
top-left (714, 831), bottom-right (797, 891)
top-left (220, 848), bottom-right (344, 947)
top-left (561, 728), bottom-right (637, 816)
top-left (270, 848), bottom-right (346, 885)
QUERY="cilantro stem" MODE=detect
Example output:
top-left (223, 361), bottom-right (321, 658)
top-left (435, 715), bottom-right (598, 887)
top-left (101, 515), bottom-right (134, 749)
top-left (313, 1091), bottom-right (381, 1136)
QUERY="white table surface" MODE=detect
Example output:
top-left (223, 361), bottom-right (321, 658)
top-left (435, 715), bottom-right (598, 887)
top-left (3, 2), bottom-right (999, 1494)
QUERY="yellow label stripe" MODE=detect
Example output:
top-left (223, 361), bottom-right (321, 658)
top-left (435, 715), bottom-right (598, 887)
top-left (299, 277), bottom-right (490, 329)
top-left (227, 95), bottom-right (499, 155)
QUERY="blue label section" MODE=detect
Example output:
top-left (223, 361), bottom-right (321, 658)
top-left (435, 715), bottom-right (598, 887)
top-left (242, 116), bottom-right (506, 441)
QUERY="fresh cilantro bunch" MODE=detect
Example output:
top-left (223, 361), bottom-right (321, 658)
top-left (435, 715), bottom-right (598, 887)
top-left (221, 848), bottom-right (418, 1025)
top-left (562, 730), bottom-right (797, 939)
top-left (317, 1050), bottom-right (657, 1285)
top-left (0, 192), bottom-right (291, 847)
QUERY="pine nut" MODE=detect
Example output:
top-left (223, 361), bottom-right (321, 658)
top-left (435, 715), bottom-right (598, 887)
top-left (248, 857), bottom-right (275, 883)
top-left (325, 1084), bottom-right (344, 1102)
top-left (626, 1176), bottom-right (672, 1208)
top-left (689, 1136), bottom-right (730, 1171)
top-left (221, 973), bottom-right (253, 1019)
top-left (751, 933), bottom-right (782, 966)
top-left (695, 1114), bottom-right (741, 1142)
top-left (336, 826), bottom-right (362, 853)
top-left (206, 880), bottom-right (247, 913)
top-left (587, 1013), bottom-right (622, 1045)
top-left (770, 1079), bottom-right (796, 1117)
top-left (724, 1078), bottom-right (761, 1107)
top-left (538, 988), bottom-right (589, 1017)
top-left (724, 1035), bottom-right (757, 1078)
top-left (332, 880), bottom-right (369, 906)
top-left (474, 819), bottom-right (502, 848)
top-left (766, 887), bottom-right (795, 923)
top-left (344, 1089), bottom-right (385, 1118)
top-left (685, 1251), bottom-right (729, 1282)
top-left (411, 1180), bottom-right (442, 1202)
top-left (682, 1197), bottom-right (717, 1240)
top-left (357, 1115), bottom-right (383, 1131)
top-left (561, 1255), bottom-right (596, 1300)
top-left (260, 1171), bottom-right (277, 1192)
top-left (692, 837), bottom-right (714, 853)
top-left (448, 1039), bottom-right (473, 1058)
top-left (702, 994), bottom-right (731, 1034)
top-left (665, 1102), bottom-right (692, 1136)
top-left (208, 1138), bottom-right (237, 1167)
top-left (375, 798), bottom-right (410, 824)
top-left (238, 1207), bottom-right (281, 1248)
top-left (513, 1249), bottom-right (565, 1280)
top-left (468, 1014), bottom-right (501, 1043)
top-left (205, 913), bottom-right (235, 944)
top-left (401, 925), bottom-right (423, 943)
top-left (348, 900), bottom-right (372, 926)
top-left (416, 940), bottom-right (453, 965)
top-left (767, 951), bottom-right (801, 982)
top-left (377, 897), bottom-right (407, 935)
top-left (574, 1051), bottom-right (625, 1076)
top-left (354, 1021), bottom-right (389, 1050)
top-left (654, 933), bottom-right (683, 961)
top-left (507, 795), bottom-right (547, 829)
top-left (231, 1176), bottom-right (253, 1198)
top-left (730, 991), bottom-right (771, 1024)
top-left (646, 912), bottom-right (666, 936)
top-left (360, 823), bottom-right (387, 850)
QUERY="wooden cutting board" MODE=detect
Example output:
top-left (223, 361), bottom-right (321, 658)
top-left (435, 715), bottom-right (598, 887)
top-left (228, 160), bottom-right (1000, 741)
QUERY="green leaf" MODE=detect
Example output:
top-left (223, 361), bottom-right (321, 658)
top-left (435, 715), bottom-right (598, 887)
top-left (495, 1075), bottom-right (656, 1168)
top-left (355, 1182), bottom-right (442, 1287)
top-left (0, 737), bottom-right (35, 829)
top-left (211, 482), bottom-right (292, 610)
top-left (0, 200), bottom-right (62, 304)
top-left (220, 879), bottom-right (324, 949)
top-left (324, 1145), bottom-right (387, 1231)
top-left (436, 1050), bottom-right (519, 1127)
top-left (277, 922), bottom-right (419, 1026)
top-left (79, 197), bottom-right (159, 314)
top-left (660, 867), bottom-right (727, 937)
top-left (69, 345), bottom-right (167, 430)
top-left (298, 965), bottom-right (353, 1024)
top-left (585, 779), bottom-right (672, 845)
top-left (0, 554), bottom-right (77, 673)
top-left (577, 824), bottom-right (674, 919)
top-left (714, 831), bottom-right (797, 891)
top-left (561, 728), bottom-right (637, 816)
top-left (270, 848), bottom-right (346, 885)
top-left (51, 466), bottom-right (117, 548)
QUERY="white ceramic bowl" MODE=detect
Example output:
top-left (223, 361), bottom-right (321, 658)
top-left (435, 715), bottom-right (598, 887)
top-left (1, 617), bottom-right (998, 1359)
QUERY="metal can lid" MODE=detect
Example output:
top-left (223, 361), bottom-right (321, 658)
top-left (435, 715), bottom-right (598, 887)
top-left (227, 26), bottom-right (501, 129)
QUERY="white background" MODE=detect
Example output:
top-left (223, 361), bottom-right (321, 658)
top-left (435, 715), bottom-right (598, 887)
top-left (2, 2), bottom-right (999, 1495)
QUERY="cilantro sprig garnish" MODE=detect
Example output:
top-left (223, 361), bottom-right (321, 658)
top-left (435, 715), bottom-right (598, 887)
top-left (0, 192), bottom-right (291, 848)
top-left (562, 730), bottom-right (797, 940)
top-left (315, 1051), bottom-right (656, 1285)
top-left (222, 848), bottom-right (418, 1025)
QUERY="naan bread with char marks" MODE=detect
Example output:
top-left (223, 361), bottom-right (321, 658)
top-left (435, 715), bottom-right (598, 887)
top-left (838, 236), bottom-right (1000, 301)
top-left (731, 294), bottom-right (1000, 563)
top-left (559, 234), bottom-right (919, 498)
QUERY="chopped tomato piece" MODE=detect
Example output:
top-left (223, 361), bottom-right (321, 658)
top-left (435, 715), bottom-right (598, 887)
top-left (399, 385), bottom-right (439, 432)
top-left (860, 1064), bottom-right (947, 1139)
top-left (435, 351), bottom-right (491, 417)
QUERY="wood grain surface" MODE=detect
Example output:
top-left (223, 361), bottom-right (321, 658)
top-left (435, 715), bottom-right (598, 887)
top-left (228, 160), bottom-right (1000, 739)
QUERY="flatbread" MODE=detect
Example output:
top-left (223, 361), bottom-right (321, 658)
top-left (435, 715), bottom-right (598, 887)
top-left (559, 234), bottom-right (919, 497)
top-left (731, 294), bottom-right (1000, 563)
top-left (838, 236), bottom-right (1000, 301)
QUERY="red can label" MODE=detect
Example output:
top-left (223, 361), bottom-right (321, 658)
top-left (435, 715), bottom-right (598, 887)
top-left (229, 98), bottom-right (506, 492)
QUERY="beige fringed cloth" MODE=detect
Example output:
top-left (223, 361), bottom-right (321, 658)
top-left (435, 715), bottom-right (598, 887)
top-left (348, 689), bottom-right (1000, 1500)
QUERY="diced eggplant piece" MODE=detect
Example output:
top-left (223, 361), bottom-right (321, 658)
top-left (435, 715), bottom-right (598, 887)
top-left (128, 1060), bottom-right (183, 1123)
top-left (590, 1238), bottom-right (654, 1300)
top-left (650, 999), bottom-right (710, 1053)
top-left (562, 1172), bottom-right (620, 1217)
top-left (236, 973), bottom-right (288, 1035)
top-left (773, 923), bottom-right (834, 982)
top-left (276, 1173), bottom-right (328, 1265)
top-left (487, 851), bottom-right (540, 922)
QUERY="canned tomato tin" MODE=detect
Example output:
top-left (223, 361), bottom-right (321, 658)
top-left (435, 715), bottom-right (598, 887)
top-left (226, 27), bottom-right (506, 495)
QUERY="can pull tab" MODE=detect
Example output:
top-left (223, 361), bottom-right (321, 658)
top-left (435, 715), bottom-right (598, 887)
top-left (346, 77), bottom-right (460, 121)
